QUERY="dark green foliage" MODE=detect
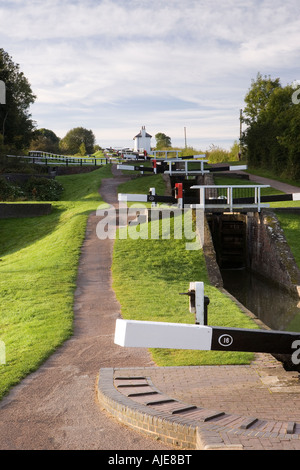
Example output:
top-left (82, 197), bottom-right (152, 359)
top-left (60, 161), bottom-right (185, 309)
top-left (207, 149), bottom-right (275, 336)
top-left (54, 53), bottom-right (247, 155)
top-left (59, 127), bottom-right (95, 155)
top-left (0, 177), bottom-right (24, 201)
top-left (24, 177), bottom-right (64, 201)
top-left (0, 176), bottom-right (63, 201)
top-left (155, 132), bottom-right (172, 149)
top-left (242, 73), bottom-right (300, 179)
top-left (0, 49), bottom-right (36, 153)
top-left (30, 128), bottom-right (60, 153)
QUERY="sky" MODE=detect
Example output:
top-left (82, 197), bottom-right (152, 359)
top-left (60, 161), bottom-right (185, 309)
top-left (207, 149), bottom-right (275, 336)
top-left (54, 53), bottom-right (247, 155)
top-left (1, 0), bottom-right (300, 151)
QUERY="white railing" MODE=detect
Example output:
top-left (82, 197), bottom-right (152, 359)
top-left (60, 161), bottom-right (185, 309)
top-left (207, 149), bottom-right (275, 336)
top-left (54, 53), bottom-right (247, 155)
top-left (190, 184), bottom-right (271, 212)
top-left (164, 159), bottom-right (209, 176)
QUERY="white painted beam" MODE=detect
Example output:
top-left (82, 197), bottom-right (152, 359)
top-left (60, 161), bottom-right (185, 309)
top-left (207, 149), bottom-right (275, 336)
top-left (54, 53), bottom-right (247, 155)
top-left (117, 164), bottom-right (135, 171)
top-left (229, 165), bottom-right (247, 171)
top-left (118, 193), bottom-right (148, 202)
top-left (114, 319), bottom-right (213, 350)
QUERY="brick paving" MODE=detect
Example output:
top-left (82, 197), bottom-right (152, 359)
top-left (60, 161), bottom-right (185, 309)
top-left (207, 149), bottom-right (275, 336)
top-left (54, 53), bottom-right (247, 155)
top-left (98, 353), bottom-right (300, 450)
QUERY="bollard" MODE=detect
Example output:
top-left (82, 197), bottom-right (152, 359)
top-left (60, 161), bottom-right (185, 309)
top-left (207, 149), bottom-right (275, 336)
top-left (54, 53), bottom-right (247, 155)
top-left (180, 281), bottom-right (209, 325)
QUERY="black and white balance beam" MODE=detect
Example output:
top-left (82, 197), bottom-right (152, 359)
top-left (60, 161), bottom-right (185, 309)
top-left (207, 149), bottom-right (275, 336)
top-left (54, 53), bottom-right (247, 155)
top-left (118, 193), bottom-right (176, 204)
top-left (117, 164), bottom-right (154, 172)
top-left (230, 193), bottom-right (300, 204)
top-left (117, 163), bottom-right (248, 174)
top-left (114, 319), bottom-right (300, 355)
top-left (209, 165), bottom-right (247, 172)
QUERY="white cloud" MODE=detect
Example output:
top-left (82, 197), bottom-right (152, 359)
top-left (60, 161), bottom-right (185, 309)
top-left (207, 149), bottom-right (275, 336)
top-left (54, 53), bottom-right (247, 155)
top-left (1, 0), bottom-right (300, 149)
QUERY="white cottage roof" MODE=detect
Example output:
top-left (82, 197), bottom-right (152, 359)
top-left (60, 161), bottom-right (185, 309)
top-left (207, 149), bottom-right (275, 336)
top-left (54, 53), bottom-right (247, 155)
top-left (133, 129), bottom-right (152, 139)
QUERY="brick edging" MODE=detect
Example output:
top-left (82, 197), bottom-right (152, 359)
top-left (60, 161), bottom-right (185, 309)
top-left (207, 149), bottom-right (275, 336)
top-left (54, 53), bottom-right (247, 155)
top-left (97, 368), bottom-right (244, 450)
top-left (97, 367), bottom-right (300, 451)
top-left (97, 368), bottom-right (198, 449)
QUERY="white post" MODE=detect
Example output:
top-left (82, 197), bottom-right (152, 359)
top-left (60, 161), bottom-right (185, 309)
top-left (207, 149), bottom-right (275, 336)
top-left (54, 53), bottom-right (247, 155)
top-left (227, 187), bottom-right (230, 205)
top-left (189, 282), bottom-right (205, 324)
top-left (150, 187), bottom-right (156, 207)
top-left (226, 186), bottom-right (233, 210)
top-left (199, 187), bottom-right (205, 209)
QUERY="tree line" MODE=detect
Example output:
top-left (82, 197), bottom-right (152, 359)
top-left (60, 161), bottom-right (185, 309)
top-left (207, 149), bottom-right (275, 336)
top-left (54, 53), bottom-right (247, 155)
top-left (30, 127), bottom-right (97, 155)
top-left (242, 72), bottom-right (300, 180)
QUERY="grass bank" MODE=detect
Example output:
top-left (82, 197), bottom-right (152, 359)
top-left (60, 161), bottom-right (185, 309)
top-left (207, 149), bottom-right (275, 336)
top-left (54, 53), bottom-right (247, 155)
top-left (112, 174), bottom-right (257, 367)
top-left (0, 165), bottom-right (112, 400)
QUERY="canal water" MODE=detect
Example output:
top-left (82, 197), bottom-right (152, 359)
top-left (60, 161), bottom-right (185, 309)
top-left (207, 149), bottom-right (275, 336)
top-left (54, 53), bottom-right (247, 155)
top-left (221, 268), bottom-right (300, 333)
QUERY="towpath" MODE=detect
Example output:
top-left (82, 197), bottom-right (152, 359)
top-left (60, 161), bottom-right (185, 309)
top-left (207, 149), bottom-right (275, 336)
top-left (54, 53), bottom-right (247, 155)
top-left (243, 171), bottom-right (300, 194)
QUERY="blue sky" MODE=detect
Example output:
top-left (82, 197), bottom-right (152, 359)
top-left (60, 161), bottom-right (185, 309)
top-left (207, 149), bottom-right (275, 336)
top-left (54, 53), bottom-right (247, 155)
top-left (1, 0), bottom-right (300, 151)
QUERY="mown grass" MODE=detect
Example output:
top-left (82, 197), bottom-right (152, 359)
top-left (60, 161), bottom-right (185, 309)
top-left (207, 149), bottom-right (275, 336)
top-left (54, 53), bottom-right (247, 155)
top-left (118, 173), bottom-right (166, 198)
top-left (0, 165), bottom-right (112, 400)
top-left (213, 174), bottom-right (284, 196)
top-left (112, 174), bottom-right (257, 367)
top-left (247, 166), bottom-right (300, 188)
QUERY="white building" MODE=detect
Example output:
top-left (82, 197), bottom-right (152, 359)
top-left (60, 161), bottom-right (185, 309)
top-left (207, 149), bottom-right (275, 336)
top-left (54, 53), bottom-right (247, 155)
top-left (133, 126), bottom-right (152, 154)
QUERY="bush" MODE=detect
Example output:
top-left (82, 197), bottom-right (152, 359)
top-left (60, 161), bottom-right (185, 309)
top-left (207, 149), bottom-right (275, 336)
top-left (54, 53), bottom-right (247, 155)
top-left (207, 145), bottom-right (231, 163)
top-left (0, 177), bottom-right (25, 201)
top-left (24, 177), bottom-right (64, 201)
top-left (0, 176), bottom-right (64, 201)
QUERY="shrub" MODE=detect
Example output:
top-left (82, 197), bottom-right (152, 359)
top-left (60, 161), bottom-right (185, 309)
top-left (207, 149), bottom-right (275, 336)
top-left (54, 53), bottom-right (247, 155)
top-left (0, 177), bottom-right (24, 201)
top-left (207, 145), bottom-right (231, 163)
top-left (24, 177), bottom-right (64, 201)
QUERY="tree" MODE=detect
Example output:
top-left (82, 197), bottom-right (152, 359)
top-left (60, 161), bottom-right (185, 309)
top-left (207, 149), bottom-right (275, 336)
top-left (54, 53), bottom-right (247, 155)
top-left (30, 128), bottom-right (60, 153)
top-left (243, 72), bottom-right (281, 125)
top-left (242, 73), bottom-right (300, 178)
top-left (79, 142), bottom-right (86, 156)
top-left (0, 49), bottom-right (36, 153)
top-left (155, 132), bottom-right (172, 149)
top-left (59, 127), bottom-right (95, 154)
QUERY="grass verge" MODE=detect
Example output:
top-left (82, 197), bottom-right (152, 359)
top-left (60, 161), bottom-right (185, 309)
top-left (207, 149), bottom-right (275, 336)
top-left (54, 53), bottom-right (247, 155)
top-left (112, 174), bottom-right (257, 367)
top-left (0, 165), bottom-right (112, 400)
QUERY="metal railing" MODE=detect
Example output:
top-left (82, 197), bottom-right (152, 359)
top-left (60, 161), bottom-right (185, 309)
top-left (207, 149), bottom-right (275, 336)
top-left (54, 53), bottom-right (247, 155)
top-left (164, 159), bottom-right (209, 176)
top-left (8, 151), bottom-right (110, 166)
top-left (190, 184), bottom-right (271, 212)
